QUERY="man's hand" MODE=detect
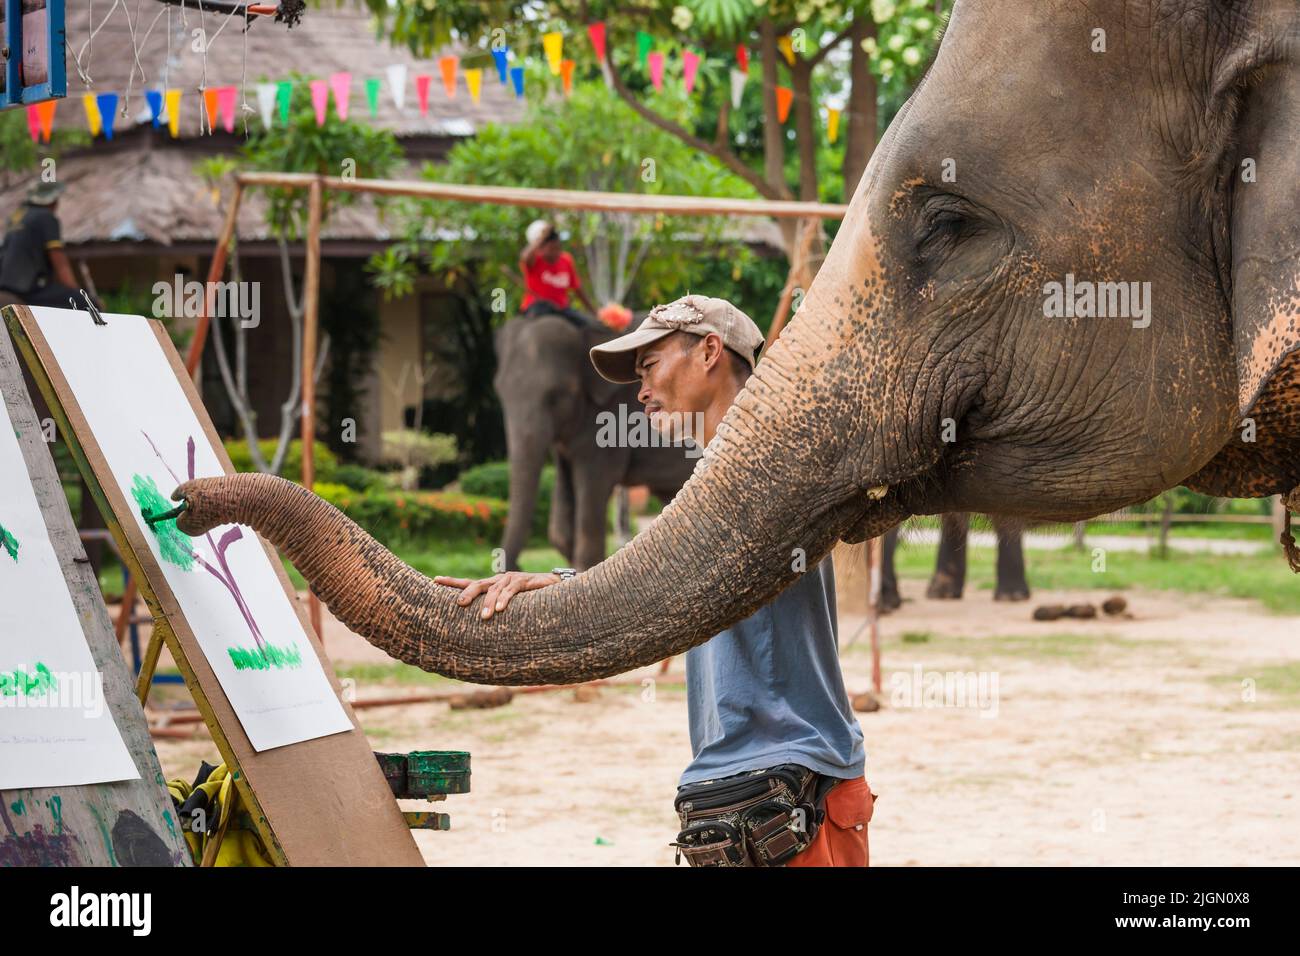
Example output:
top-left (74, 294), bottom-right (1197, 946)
top-left (434, 571), bottom-right (562, 620)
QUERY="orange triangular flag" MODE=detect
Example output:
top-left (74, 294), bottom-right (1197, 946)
top-left (202, 88), bottom-right (221, 133)
top-left (464, 68), bottom-right (482, 104)
top-left (775, 86), bottom-right (793, 123)
top-left (560, 59), bottom-right (575, 96)
top-left (36, 100), bottom-right (56, 142)
top-left (439, 55), bottom-right (458, 98)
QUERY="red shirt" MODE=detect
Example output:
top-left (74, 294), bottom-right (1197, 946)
top-left (521, 251), bottom-right (579, 309)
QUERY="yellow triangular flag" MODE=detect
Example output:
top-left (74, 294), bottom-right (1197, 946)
top-left (464, 68), bottom-right (482, 104)
top-left (82, 94), bottom-right (102, 136)
top-left (542, 31), bottom-right (564, 75)
top-left (777, 35), bottom-right (796, 65)
top-left (165, 89), bottom-right (182, 138)
top-left (827, 107), bottom-right (841, 144)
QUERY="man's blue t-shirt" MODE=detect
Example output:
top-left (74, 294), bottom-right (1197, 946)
top-left (679, 556), bottom-right (866, 786)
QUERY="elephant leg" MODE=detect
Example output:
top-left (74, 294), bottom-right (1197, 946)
top-left (548, 455), bottom-right (576, 564)
top-left (993, 518), bottom-right (1031, 601)
top-left (927, 512), bottom-right (969, 599)
top-left (572, 463), bottom-right (618, 571)
top-left (502, 425), bottom-right (550, 572)
top-left (879, 526), bottom-right (902, 613)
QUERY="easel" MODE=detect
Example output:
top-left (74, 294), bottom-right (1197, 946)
top-left (0, 319), bottom-right (190, 866)
top-left (4, 303), bottom-right (430, 866)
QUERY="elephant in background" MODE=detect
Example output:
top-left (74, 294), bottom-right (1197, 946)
top-left (493, 311), bottom-right (695, 571)
top-left (176, 0), bottom-right (1300, 686)
top-left (880, 514), bottom-right (1029, 611)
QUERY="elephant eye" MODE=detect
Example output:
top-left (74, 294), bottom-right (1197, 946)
top-left (916, 193), bottom-right (983, 264)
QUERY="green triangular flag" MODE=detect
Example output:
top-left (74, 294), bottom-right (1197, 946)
top-left (276, 80), bottom-right (293, 125)
top-left (636, 31), bottom-right (653, 66)
top-left (364, 77), bottom-right (381, 118)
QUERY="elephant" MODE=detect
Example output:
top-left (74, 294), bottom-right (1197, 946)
top-left (880, 514), bottom-right (1029, 611)
top-left (494, 311), bottom-right (695, 571)
top-left (175, 0), bottom-right (1300, 688)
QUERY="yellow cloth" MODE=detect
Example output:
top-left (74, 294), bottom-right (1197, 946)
top-left (166, 763), bottom-right (274, 867)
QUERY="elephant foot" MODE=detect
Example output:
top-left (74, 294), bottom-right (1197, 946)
top-left (926, 573), bottom-right (964, 600)
top-left (879, 588), bottom-right (903, 615)
top-left (994, 587), bottom-right (1031, 602)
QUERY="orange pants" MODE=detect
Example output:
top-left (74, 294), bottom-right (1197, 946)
top-left (786, 776), bottom-right (875, 867)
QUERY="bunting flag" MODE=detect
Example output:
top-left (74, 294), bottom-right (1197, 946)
top-left (330, 72), bottom-right (352, 120)
top-left (202, 88), bottom-right (220, 133)
top-left (736, 45), bottom-right (749, 74)
top-left (777, 35), bottom-right (796, 65)
top-left (636, 31), bottom-right (653, 66)
top-left (438, 56), bottom-right (458, 98)
top-left (310, 79), bottom-right (329, 126)
top-left (276, 80), bottom-right (293, 125)
top-left (681, 49), bottom-right (700, 94)
top-left (542, 31), bottom-right (563, 75)
top-left (82, 94), bottom-right (102, 137)
top-left (35, 100), bottom-right (56, 142)
top-left (165, 89), bottom-right (182, 138)
top-left (365, 76), bottom-right (382, 117)
top-left (560, 59), bottom-right (575, 96)
top-left (145, 89), bottom-right (163, 128)
top-left (826, 107), bottom-right (841, 144)
top-left (648, 51), bottom-right (665, 91)
top-left (256, 83), bottom-right (277, 128)
top-left (509, 65), bottom-right (524, 98)
top-left (587, 21), bottom-right (606, 62)
top-left (216, 85), bottom-right (237, 133)
top-left (97, 92), bottom-right (119, 139)
top-left (25, 104), bottom-right (40, 142)
top-left (730, 68), bottom-right (746, 110)
top-left (492, 48), bottom-right (510, 84)
top-left (464, 67), bottom-right (482, 104)
top-left (775, 85), bottom-right (793, 123)
top-left (415, 74), bottom-right (431, 115)
top-left (386, 63), bottom-right (408, 110)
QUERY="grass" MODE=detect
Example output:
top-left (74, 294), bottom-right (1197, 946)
top-left (892, 542), bottom-right (1300, 614)
top-left (1208, 662), bottom-right (1300, 710)
top-left (282, 540), bottom-right (569, 591)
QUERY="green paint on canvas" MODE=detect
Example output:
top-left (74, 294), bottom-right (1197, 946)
top-left (130, 474), bottom-right (194, 570)
top-left (0, 661), bottom-right (57, 697)
top-left (48, 795), bottom-right (63, 835)
top-left (228, 642), bottom-right (304, 672)
top-left (9, 799), bottom-right (24, 816)
top-left (0, 523), bottom-right (18, 561)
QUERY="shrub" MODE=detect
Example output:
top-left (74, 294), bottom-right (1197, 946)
top-left (313, 483), bottom-right (508, 545)
top-left (223, 438), bottom-right (338, 483)
top-left (458, 460), bottom-right (554, 540)
top-left (332, 463), bottom-right (393, 492)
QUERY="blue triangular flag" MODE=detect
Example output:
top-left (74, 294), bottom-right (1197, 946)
top-left (492, 48), bottom-right (509, 84)
top-left (145, 89), bottom-right (163, 128)
top-left (97, 92), bottom-right (119, 140)
top-left (509, 66), bottom-right (524, 98)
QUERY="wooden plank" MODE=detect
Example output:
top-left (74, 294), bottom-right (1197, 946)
top-left (5, 305), bottom-right (424, 866)
top-left (0, 312), bottom-right (191, 867)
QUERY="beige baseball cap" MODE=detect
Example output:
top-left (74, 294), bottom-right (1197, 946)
top-left (589, 294), bottom-right (765, 384)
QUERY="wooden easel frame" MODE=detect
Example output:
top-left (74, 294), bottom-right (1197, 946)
top-left (4, 304), bottom-right (424, 866)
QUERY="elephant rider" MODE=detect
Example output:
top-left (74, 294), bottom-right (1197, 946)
top-left (518, 219), bottom-right (597, 327)
top-left (0, 181), bottom-right (90, 309)
top-left (435, 294), bottom-right (874, 867)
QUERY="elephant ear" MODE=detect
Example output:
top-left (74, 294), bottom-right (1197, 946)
top-left (1185, 11), bottom-right (1300, 502)
top-left (581, 324), bottom-right (631, 408)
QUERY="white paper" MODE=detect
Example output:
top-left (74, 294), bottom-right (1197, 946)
top-left (30, 307), bottom-right (354, 752)
top-left (0, 390), bottom-right (140, 789)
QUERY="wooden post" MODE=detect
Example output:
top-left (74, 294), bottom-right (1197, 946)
top-left (868, 536), bottom-right (882, 695)
top-left (765, 218), bottom-right (819, 352)
top-left (302, 176), bottom-right (324, 637)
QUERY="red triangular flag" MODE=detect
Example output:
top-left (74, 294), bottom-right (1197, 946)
top-left (737, 45), bottom-right (749, 74)
top-left (25, 105), bottom-right (40, 142)
top-left (415, 74), bottom-right (431, 115)
top-left (775, 86), bottom-right (793, 123)
top-left (587, 21), bottom-right (607, 62)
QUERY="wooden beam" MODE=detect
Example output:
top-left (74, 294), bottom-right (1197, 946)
top-left (302, 176), bottom-right (324, 637)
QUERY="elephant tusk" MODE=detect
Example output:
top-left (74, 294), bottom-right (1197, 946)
top-left (866, 485), bottom-right (889, 500)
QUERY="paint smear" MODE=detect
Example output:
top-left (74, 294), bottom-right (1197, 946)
top-left (0, 661), bottom-right (57, 697)
top-left (130, 474), bottom-right (195, 570)
top-left (0, 522), bottom-right (18, 561)
top-left (228, 642), bottom-right (304, 672)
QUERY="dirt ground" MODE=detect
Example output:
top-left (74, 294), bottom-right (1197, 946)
top-left (143, 571), bottom-right (1300, 867)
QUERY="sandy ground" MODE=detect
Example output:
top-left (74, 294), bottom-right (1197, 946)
top-left (139, 575), bottom-right (1300, 867)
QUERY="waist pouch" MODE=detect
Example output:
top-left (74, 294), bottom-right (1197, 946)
top-left (671, 764), bottom-right (835, 867)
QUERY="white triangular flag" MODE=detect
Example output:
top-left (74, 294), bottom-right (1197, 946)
top-left (730, 68), bottom-right (747, 110)
top-left (256, 83), bottom-right (277, 129)
top-left (387, 63), bottom-right (408, 111)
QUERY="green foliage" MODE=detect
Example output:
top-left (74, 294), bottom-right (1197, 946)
top-left (223, 438), bottom-right (338, 483)
top-left (313, 482), bottom-right (509, 545)
top-left (320, 261), bottom-right (383, 463)
top-left (332, 463), bottom-right (393, 492)
top-left (459, 460), bottom-right (555, 539)
top-left (866, 0), bottom-right (952, 94)
top-left (0, 109), bottom-right (90, 175)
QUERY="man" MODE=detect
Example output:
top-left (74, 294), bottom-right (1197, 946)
top-left (518, 219), bottom-right (597, 327)
top-left (436, 294), bottom-right (874, 867)
top-left (0, 181), bottom-right (85, 308)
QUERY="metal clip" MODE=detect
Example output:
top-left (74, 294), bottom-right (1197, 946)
top-left (67, 289), bottom-right (106, 325)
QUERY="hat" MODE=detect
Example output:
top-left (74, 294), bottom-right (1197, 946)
top-left (589, 294), bottom-right (765, 384)
top-left (525, 219), bottom-right (555, 245)
top-left (27, 181), bottom-right (65, 206)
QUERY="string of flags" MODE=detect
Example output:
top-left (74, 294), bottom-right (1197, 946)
top-left (24, 20), bottom-right (846, 145)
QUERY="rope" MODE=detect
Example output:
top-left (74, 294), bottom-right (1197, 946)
top-left (1283, 510), bottom-right (1300, 573)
